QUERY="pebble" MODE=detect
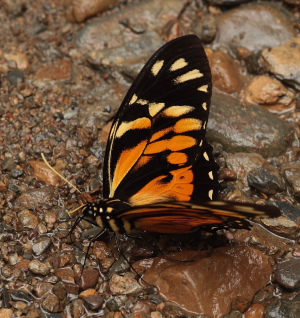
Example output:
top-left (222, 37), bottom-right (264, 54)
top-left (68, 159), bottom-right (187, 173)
top-left (260, 37), bottom-right (300, 90)
top-left (82, 294), bottom-right (104, 310)
top-left (67, 0), bottom-right (119, 22)
top-left (215, 3), bottom-right (296, 54)
top-left (207, 49), bottom-right (242, 94)
top-left (0, 309), bottom-right (13, 318)
top-left (207, 92), bottom-right (293, 157)
top-left (18, 210), bottom-right (39, 229)
top-left (109, 274), bottom-right (143, 296)
top-left (32, 237), bottom-right (52, 256)
top-left (28, 259), bottom-right (51, 275)
top-left (265, 298), bottom-right (300, 318)
top-left (247, 166), bottom-right (285, 195)
top-left (242, 75), bottom-right (296, 113)
top-left (76, 266), bottom-right (100, 290)
top-left (281, 162), bottom-right (300, 200)
top-left (274, 257), bottom-right (300, 290)
top-left (42, 294), bottom-right (61, 313)
top-left (7, 69), bottom-right (24, 86)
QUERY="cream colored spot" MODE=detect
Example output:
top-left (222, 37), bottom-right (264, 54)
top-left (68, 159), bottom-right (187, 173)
top-left (163, 105), bottom-right (194, 117)
top-left (208, 189), bottom-right (213, 200)
top-left (129, 94), bottom-right (138, 105)
top-left (198, 85), bottom-right (208, 92)
top-left (137, 99), bottom-right (148, 105)
top-left (203, 121), bottom-right (207, 129)
top-left (202, 102), bottom-right (207, 111)
top-left (170, 58), bottom-right (188, 71)
top-left (116, 117), bottom-right (151, 138)
top-left (149, 102), bottom-right (165, 117)
top-left (203, 152), bottom-right (209, 161)
top-left (152, 60), bottom-right (164, 76)
top-left (174, 69), bottom-right (203, 84)
top-left (208, 171), bottom-right (214, 180)
top-left (199, 140), bottom-right (203, 147)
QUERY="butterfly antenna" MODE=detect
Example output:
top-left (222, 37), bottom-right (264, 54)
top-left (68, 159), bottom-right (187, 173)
top-left (41, 153), bottom-right (83, 194)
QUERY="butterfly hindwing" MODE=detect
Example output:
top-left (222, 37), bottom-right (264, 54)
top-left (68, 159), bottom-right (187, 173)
top-left (103, 35), bottom-right (216, 205)
top-left (115, 201), bottom-right (281, 234)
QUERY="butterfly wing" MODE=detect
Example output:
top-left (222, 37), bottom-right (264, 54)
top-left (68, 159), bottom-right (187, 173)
top-left (114, 201), bottom-right (281, 234)
top-left (103, 35), bottom-right (219, 205)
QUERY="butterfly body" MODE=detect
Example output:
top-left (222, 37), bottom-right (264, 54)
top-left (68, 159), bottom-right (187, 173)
top-left (80, 35), bottom-right (280, 235)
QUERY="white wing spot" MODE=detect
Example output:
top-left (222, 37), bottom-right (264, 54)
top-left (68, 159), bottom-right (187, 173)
top-left (198, 85), bottom-right (208, 92)
top-left (137, 99), bottom-right (148, 105)
top-left (174, 69), bottom-right (203, 84)
top-left (203, 121), bottom-right (207, 129)
top-left (208, 189), bottom-right (214, 200)
top-left (209, 171), bottom-right (214, 180)
top-left (203, 152), bottom-right (209, 161)
top-left (149, 102), bottom-right (165, 117)
top-left (164, 105), bottom-right (194, 117)
top-left (152, 60), bottom-right (164, 76)
top-left (129, 94), bottom-right (138, 105)
top-left (202, 102), bottom-right (207, 111)
top-left (170, 58), bottom-right (188, 71)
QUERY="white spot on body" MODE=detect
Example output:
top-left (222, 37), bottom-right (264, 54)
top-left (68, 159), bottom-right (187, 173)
top-left (203, 152), bottom-right (209, 161)
top-left (208, 189), bottom-right (213, 200)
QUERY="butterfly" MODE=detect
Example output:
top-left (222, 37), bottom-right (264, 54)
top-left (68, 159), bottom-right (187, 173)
top-left (78, 34), bottom-right (280, 235)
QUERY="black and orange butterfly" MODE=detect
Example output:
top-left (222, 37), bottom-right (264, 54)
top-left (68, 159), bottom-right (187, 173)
top-left (78, 34), bottom-right (280, 235)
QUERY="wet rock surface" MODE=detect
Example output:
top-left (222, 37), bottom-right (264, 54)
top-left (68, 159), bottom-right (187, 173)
top-left (0, 0), bottom-right (300, 317)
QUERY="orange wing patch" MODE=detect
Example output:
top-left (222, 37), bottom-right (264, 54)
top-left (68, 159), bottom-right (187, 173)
top-left (111, 140), bottom-right (148, 197)
top-left (129, 166), bottom-right (194, 206)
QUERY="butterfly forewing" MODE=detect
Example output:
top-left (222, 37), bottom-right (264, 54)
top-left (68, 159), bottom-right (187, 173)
top-left (103, 35), bottom-right (216, 206)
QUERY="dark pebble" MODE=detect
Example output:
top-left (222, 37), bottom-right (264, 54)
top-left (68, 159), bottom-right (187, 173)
top-left (82, 295), bottom-right (104, 310)
top-left (247, 166), bottom-right (285, 195)
top-left (11, 291), bottom-right (32, 304)
top-left (7, 69), bottom-right (24, 85)
top-left (274, 257), bottom-right (300, 290)
top-left (2, 157), bottom-right (16, 171)
top-left (10, 168), bottom-right (24, 178)
top-left (265, 299), bottom-right (300, 318)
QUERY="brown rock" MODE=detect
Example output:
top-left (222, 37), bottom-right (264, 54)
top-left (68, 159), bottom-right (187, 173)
top-left (242, 75), bottom-right (295, 113)
top-left (207, 49), bottom-right (243, 94)
top-left (143, 247), bottom-right (273, 317)
top-left (109, 274), bottom-right (142, 295)
top-left (244, 303), bottom-right (265, 318)
top-left (28, 160), bottom-right (61, 186)
top-left (34, 60), bottom-right (72, 86)
top-left (260, 37), bottom-right (300, 90)
top-left (68, 0), bottom-right (119, 22)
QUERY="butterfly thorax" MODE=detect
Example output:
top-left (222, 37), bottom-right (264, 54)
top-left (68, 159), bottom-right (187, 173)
top-left (82, 199), bottom-right (132, 233)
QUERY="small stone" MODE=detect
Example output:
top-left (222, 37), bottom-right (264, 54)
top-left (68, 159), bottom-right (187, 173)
top-left (72, 299), bottom-right (85, 318)
top-left (25, 308), bottom-right (42, 318)
top-left (244, 303), bottom-right (265, 318)
top-left (281, 162), bottom-right (300, 200)
top-left (274, 257), bottom-right (300, 290)
top-left (28, 161), bottom-right (61, 186)
top-left (82, 295), bottom-right (104, 310)
top-left (7, 69), bottom-right (24, 86)
top-left (0, 308), bottom-right (13, 318)
top-left (247, 166), bottom-right (285, 195)
top-left (28, 260), bottom-right (51, 275)
top-left (260, 37), bottom-right (300, 90)
top-left (32, 237), bottom-right (52, 255)
top-left (76, 267), bottom-right (100, 290)
top-left (42, 294), bottom-right (60, 313)
top-left (18, 210), bottom-right (39, 229)
top-left (265, 299), bottom-right (300, 318)
top-left (109, 274), bottom-right (143, 296)
top-left (34, 282), bottom-right (53, 298)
